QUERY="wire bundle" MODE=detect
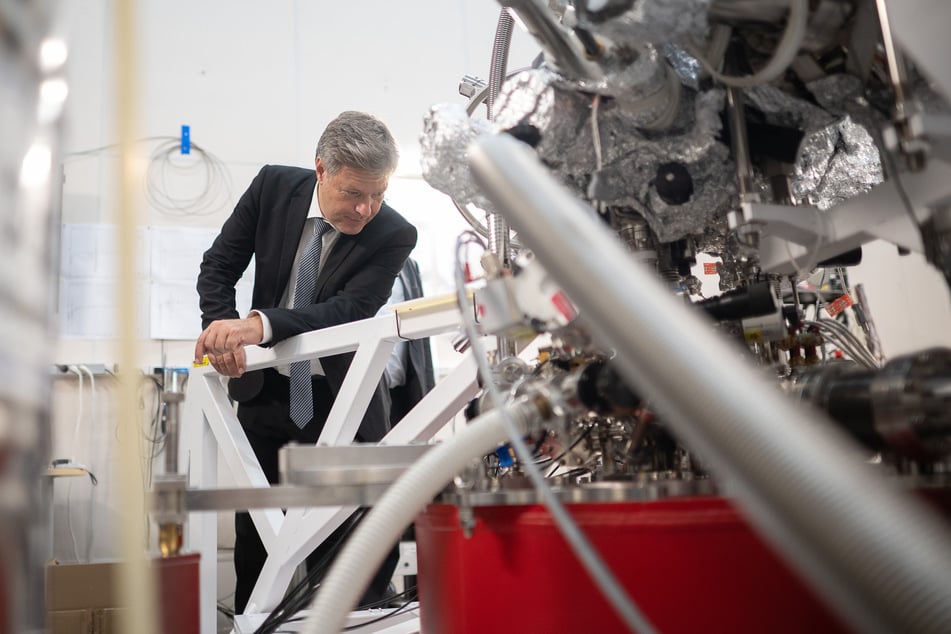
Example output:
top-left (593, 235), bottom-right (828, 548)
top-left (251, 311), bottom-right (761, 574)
top-left (252, 508), bottom-right (417, 634)
top-left (144, 138), bottom-right (232, 218)
top-left (66, 135), bottom-right (233, 218)
top-left (804, 319), bottom-right (880, 370)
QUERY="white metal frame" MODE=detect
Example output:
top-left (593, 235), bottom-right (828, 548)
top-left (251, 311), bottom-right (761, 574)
top-left (182, 295), bottom-right (480, 634)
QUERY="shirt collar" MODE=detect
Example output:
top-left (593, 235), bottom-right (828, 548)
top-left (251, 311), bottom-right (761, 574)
top-left (308, 182), bottom-right (337, 231)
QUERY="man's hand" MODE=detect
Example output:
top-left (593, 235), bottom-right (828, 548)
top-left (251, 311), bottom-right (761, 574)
top-left (194, 314), bottom-right (264, 377)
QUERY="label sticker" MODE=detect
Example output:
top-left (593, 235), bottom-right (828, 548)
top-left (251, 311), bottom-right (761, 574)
top-left (826, 293), bottom-right (854, 318)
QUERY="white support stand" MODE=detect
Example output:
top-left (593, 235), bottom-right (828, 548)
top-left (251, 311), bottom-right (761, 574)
top-left (183, 294), bottom-right (478, 634)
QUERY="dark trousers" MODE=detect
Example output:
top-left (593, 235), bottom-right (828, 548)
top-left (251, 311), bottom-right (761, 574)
top-left (233, 368), bottom-right (399, 614)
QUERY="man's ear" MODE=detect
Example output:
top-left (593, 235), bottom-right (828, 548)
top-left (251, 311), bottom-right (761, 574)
top-left (315, 157), bottom-right (326, 183)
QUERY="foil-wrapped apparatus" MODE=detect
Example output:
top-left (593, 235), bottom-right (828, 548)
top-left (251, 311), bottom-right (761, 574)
top-left (594, 43), bottom-right (676, 124)
top-left (745, 84), bottom-right (835, 131)
top-left (578, 0), bottom-right (711, 49)
top-left (790, 115), bottom-right (883, 210)
top-left (745, 74), bottom-right (884, 209)
top-left (419, 102), bottom-right (497, 211)
top-left (492, 68), bottom-right (599, 181)
top-left (587, 89), bottom-right (736, 242)
top-left (491, 66), bottom-right (733, 242)
top-left (807, 74), bottom-right (888, 146)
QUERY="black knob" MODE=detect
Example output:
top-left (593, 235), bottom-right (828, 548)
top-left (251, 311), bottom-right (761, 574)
top-left (655, 162), bottom-right (694, 205)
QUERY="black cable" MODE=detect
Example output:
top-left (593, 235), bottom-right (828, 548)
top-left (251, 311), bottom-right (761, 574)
top-left (546, 425), bottom-right (594, 477)
top-left (253, 510), bottom-right (369, 634)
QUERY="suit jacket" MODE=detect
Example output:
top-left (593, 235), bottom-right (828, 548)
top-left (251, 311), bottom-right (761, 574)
top-left (197, 164), bottom-right (418, 441)
top-left (386, 258), bottom-right (436, 424)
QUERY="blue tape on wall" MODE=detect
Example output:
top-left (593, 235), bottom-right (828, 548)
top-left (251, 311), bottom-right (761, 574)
top-left (181, 124), bottom-right (191, 155)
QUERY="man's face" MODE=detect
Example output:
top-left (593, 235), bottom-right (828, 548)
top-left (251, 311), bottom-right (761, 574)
top-left (315, 157), bottom-right (389, 235)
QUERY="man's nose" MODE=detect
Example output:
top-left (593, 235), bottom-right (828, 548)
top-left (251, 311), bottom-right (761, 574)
top-left (355, 197), bottom-right (374, 216)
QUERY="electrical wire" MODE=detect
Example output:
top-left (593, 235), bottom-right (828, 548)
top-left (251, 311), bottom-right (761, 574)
top-left (68, 365), bottom-right (84, 452)
top-left (782, 205), bottom-right (828, 277)
top-left (591, 94), bottom-right (603, 172)
top-left (819, 318), bottom-right (880, 368)
top-left (546, 425), bottom-right (594, 477)
top-left (453, 231), bottom-right (656, 634)
top-left (78, 364), bottom-right (97, 562)
top-left (590, 94), bottom-right (607, 216)
top-left (253, 510), bottom-right (372, 634)
top-left (65, 136), bottom-right (233, 218)
top-left (66, 365), bottom-right (84, 562)
top-left (803, 320), bottom-right (879, 369)
top-left (144, 138), bottom-right (233, 217)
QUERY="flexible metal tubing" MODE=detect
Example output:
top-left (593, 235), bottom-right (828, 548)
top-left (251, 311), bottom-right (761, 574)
top-left (467, 133), bottom-right (951, 634)
top-left (487, 9), bottom-right (514, 271)
top-left (486, 8), bottom-right (514, 121)
top-left (299, 398), bottom-right (542, 634)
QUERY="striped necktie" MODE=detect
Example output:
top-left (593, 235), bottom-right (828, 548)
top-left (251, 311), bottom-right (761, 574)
top-left (289, 217), bottom-right (331, 428)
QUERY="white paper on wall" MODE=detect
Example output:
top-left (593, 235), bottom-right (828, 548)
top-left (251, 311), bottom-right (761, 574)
top-left (60, 223), bottom-right (254, 340)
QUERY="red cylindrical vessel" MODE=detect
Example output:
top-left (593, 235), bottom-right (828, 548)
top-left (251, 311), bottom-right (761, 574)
top-left (415, 498), bottom-right (850, 634)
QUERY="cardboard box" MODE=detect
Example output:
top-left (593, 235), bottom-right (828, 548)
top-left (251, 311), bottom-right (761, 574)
top-left (46, 554), bottom-right (199, 634)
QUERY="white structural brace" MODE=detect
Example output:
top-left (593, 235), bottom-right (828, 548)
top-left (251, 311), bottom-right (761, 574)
top-left (182, 294), bottom-right (480, 634)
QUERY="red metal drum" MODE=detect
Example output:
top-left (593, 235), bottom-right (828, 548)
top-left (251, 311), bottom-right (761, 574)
top-left (415, 498), bottom-right (850, 634)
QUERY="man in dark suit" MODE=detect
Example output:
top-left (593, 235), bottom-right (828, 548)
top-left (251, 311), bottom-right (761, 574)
top-left (194, 111), bottom-right (416, 614)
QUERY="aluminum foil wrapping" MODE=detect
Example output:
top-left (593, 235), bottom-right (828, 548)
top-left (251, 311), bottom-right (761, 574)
top-left (492, 72), bottom-right (733, 241)
top-left (493, 68), bottom-right (599, 180)
top-left (807, 74), bottom-right (865, 116)
top-left (663, 43), bottom-right (703, 90)
top-left (580, 0), bottom-right (711, 49)
top-left (790, 115), bottom-right (883, 210)
top-left (743, 76), bottom-right (883, 211)
top-left (419, 102), bottom-right (497, 211)
top-left (807, 74), bottom-right (888, 146)
top-left (745, 84), bottom-right (835, 131)
top-left (592, 43), bottom-right (673, 115)
top-left (587, 89), bottom-right (736, 242)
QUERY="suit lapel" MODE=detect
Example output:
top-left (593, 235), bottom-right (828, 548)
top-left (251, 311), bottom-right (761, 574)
top-left (277, 176), bottom-right (317, 298)
top-left (315, 232), bottom-right (356, 299)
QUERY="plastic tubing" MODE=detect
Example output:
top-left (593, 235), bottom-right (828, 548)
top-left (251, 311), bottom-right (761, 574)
top-left (299, 397), bottom-right (544, 634)
top-left (688, 0), bottom-right (809, 87)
